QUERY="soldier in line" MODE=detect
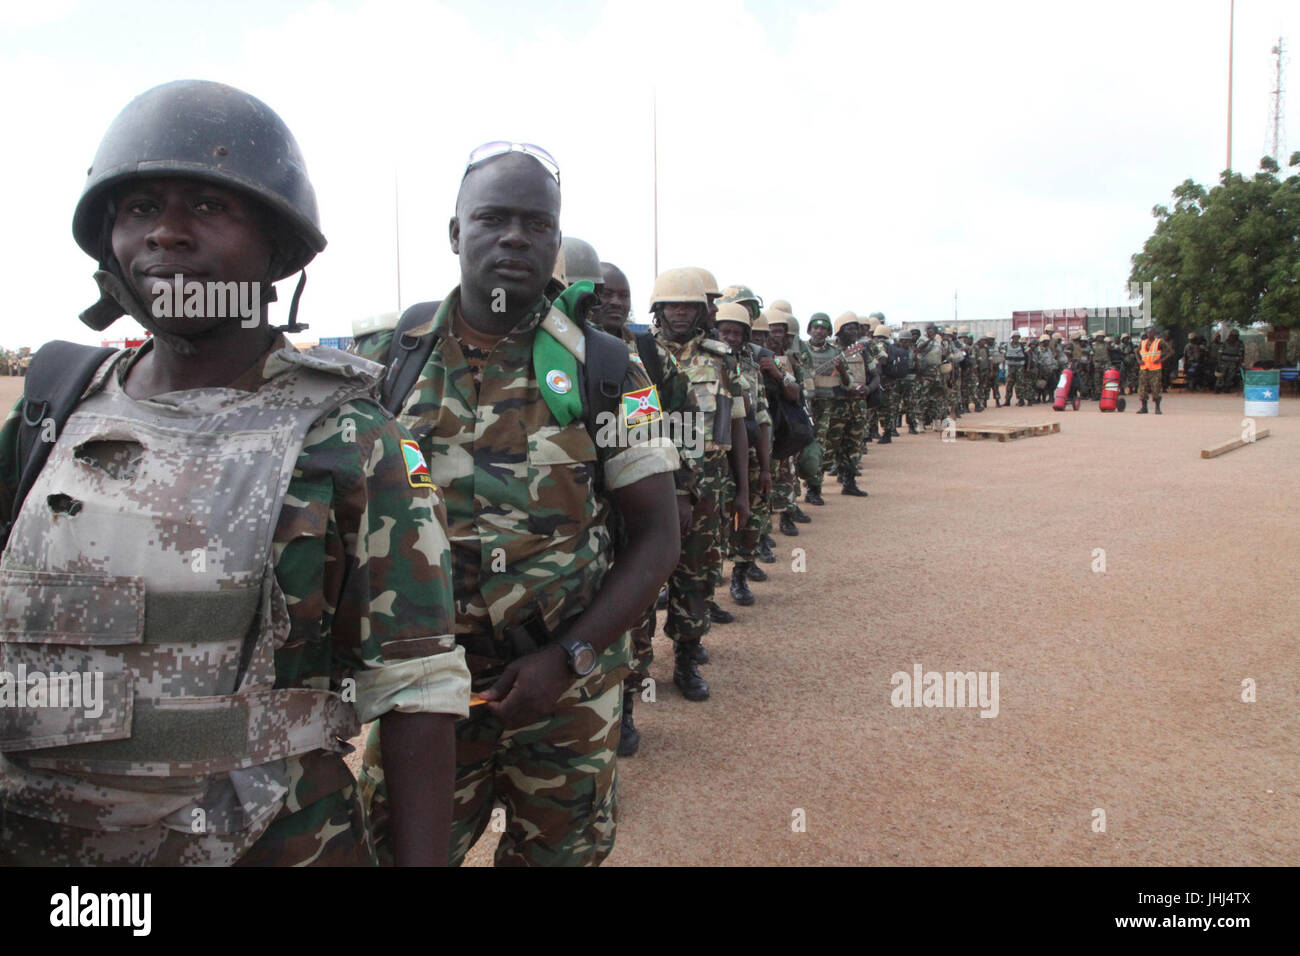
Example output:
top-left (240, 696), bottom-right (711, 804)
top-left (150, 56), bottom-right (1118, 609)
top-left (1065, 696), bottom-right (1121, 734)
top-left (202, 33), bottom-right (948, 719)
top-left (651, 269), bottom-right (749, 701)
top-left (354, 145), bottom-right (681, 866)
top-left (1216, 329), bottom-right (1245, 393)
top-left (830, 312), bottom-right (870, 496)
top-left (595, 260), bottom-right (694, 759)
top-left (957, 328), bottom-right (980, 413)
top-left (899, 328), bottom-right (924, 432)
top-left (975, 332), bottom-right (999, 409)
top-left (1120, 333), bottom-right (1138, 394)
top-left (1088, 332), bottom-right (1109, 399)
top-left (762, 308), bottom-right (814, 532)
top-left (873, 323), bottom-right (904, 439)
top-left (915, 323), bottom-right (950, 428)
top-left (803, 313), bottom-right (843, 504)
top-left (1001, 331), bottom-right (1029, 406)
top-left (717, 303), bottom-right (772, 607)
top-left (0, 80), bottom-right (470, 867)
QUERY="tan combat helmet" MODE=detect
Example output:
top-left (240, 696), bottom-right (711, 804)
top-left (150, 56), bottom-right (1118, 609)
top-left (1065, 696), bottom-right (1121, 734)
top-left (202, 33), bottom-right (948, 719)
top-left (684, 267), bottom-right (720, 297)
top-left (714, 301), bottom-right (751, 329)
top-left (1093, 331), bottom-right (1105, 340)
top-left (764, 307), bottom-right (790, 329)
top-left (872, 324), bottom-right (892, 338)
top-left (1070, 329), bottom-right (1083, 340)
top-left (552, 237), bottom-right (602, 286)
top-left (649, 267), bottom-right (708, 308)
top-left (769, 299), bottom-right (793, 315)
top-left (787, 315), bottom-right (801, 337)
top-left (1051, 331), bottom-right (1063, 341)
top-left (750, 309), bottom-right (769, 333)
top-left (1043, 324), bottom-right (1055, 335)
top-left (958, 326), bottom-right (971, 337)
top-left (833, 311), bottom-right (861, 335)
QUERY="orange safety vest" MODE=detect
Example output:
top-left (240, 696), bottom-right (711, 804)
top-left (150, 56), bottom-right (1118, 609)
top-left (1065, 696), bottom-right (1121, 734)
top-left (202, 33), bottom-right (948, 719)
top-left (1139, 337), bottom-right (1164, 371)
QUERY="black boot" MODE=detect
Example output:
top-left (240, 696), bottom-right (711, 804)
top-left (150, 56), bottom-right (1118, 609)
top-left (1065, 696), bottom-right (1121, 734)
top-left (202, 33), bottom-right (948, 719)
top-left (805, 488), bottom-right (825, 506)
top-left (746, 562), bottom-right (767, 582)
top-left (877, 433), bottom-right (891, 444)
top-left (617, 689), bottom-right (640, 757)
top-left (780, 510), bottom-right (800, 536)
top-left (758, 537), bottom-right (777, 563)
top-left (684, 639), bottom-right (709, 664)
top-left (841, 475), bottom-right (868, 497)
top-left (908, 422), bottom-right (919, 434)
top-left (791, 504), bottom-right (812, 523)
top-left (673, 654), bottom-right (710, 701)
top-left (730, 563), bottom-right (755, 606)
top-left (707, 600), bottom-right (733, 624)
top-left (1154, 399), bottom-right (1162, 415)
top-left (1137, 400), bottom-right (1148, 414)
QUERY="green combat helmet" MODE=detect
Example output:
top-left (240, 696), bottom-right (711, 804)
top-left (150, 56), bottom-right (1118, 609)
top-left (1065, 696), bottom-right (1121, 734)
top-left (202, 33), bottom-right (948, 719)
top-left (720, 284), bottom-right (763, 309)
top-left (808, 312), bottom-right (831, 331)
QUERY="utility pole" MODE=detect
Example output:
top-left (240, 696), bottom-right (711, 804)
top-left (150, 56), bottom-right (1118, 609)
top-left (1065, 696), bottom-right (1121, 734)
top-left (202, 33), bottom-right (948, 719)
top-left (394, 173), bottom-right (402, 314)
top-left (1227, 0), bottom-right (1235, 171)
top-left (652, 90), bottom-right (659, 279)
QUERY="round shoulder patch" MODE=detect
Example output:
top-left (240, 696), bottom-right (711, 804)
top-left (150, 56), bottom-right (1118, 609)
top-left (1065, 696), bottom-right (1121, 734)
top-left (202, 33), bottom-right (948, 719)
top-left (546, 369), bottom-right (573, 394)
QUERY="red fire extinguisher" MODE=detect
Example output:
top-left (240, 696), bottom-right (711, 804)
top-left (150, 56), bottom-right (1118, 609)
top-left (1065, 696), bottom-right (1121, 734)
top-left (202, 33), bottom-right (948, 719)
top-left (1100, 366), bottom-right (1125, 412)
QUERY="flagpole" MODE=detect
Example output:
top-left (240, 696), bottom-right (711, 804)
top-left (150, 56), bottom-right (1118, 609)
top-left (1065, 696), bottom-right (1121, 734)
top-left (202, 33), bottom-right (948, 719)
top-left (394, 171), bottom-right (402, 314)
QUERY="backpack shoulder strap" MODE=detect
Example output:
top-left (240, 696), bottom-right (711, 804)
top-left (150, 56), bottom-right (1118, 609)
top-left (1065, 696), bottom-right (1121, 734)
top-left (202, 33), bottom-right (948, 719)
top-left (380, 300), bottom-right (442, 414)
top-left (6, 341), bottom-right (116, 536)
top-left (580, 325), bottom-right (630, 451)
top-left (634, 330), bottom-right (665, 387)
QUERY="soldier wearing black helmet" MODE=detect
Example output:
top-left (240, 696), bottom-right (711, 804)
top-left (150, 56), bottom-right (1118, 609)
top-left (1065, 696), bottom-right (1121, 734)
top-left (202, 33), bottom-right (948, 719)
top-left (0, 80), bottom-right (468, 866)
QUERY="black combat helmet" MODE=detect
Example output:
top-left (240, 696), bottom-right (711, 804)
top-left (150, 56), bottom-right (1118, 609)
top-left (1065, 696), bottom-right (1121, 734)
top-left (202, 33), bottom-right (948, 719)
top-left (74, 80), bottom-right (325, 333)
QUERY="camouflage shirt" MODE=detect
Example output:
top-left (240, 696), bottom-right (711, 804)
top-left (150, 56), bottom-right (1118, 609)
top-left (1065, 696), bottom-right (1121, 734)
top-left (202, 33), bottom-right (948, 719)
top-left (736, 345), bottom-right (772, 428)
top-left (354, 290), bottom-right (679, 692)
top-left (656, 329), bottom-right (746, 459)
top-left (0, 334), bottom-right (468, 864)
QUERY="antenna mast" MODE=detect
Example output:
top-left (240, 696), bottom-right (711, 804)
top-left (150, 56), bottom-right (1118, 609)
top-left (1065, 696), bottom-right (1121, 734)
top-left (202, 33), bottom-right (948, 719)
top-left (1270, 37), bottom-right (1287, 166)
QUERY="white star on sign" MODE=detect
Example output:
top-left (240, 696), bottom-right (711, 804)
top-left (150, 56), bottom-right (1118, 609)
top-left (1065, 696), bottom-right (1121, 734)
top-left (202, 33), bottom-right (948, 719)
top-left (1263, 389), bottom-right (1274, 398)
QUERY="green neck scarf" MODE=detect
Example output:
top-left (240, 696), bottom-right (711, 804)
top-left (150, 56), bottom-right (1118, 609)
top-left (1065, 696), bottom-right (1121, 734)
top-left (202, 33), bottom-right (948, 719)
top-left (532, 281), bottom-right (594, 426)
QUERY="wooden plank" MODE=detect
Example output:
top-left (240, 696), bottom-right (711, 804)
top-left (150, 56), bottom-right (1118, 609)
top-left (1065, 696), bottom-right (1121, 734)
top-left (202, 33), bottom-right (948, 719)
top-left (1200, 429), bottom-right (1270, 459)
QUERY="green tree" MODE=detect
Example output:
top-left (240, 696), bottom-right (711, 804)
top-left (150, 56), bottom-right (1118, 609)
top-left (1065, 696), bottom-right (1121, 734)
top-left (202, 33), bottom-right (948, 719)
top-left (1130, 153), bottom-right (1300, 334)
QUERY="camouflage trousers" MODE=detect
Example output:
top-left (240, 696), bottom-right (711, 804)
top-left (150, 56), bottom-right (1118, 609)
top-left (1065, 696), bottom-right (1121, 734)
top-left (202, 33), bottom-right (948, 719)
top-left (1138, 368), bottom-right (1162, 400)
top-left (919, 371), bottom-right (949, 425)
top-left (877, 380), bottom-right (900, 434)
top-left (978, 370), bottom-right (999, 406)
top-left (729, 448), bottom-right (769, 561)
top-left (898, 376), bottom-right (921, 426)
top-left (1217, 362), bottom-right (1242, 392)
top-left (1091, 366), bottom-right (1106, 399)
top-left (362, 678), bottom-right (623, 867)
top-left (960, 367), bottom-right (978, 409)
top-left (808, 397), bottom-right (841, 491)
top-left (1123, 361), bottom-right (1137, 392)
top-left (624, 601), bottom-right (656, 693)
top-left (665, 450), bottom-right (728, 645)
top-left (1003, 366), bottom-right (1028, 404)
top-left (832, 398), bottom-right (865, 473)
top-left (772, 454), bottom-right (798, 513)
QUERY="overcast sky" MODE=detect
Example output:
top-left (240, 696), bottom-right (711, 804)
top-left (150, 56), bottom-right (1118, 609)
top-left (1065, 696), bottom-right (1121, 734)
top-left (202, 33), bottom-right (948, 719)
top-left (1, 0), bottom-right (1295, 346)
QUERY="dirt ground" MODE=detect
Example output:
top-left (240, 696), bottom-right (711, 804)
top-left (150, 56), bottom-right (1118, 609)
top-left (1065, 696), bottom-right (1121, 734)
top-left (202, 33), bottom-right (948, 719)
top-left (463, 389), bottom-right (1299, 866)
top-left (10, 375), bottom-right (1292, 865)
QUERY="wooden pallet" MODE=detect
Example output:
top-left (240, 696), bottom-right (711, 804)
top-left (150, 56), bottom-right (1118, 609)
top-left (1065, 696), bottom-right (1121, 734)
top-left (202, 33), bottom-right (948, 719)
top-left (950, 421), bottom-right (1061, 442)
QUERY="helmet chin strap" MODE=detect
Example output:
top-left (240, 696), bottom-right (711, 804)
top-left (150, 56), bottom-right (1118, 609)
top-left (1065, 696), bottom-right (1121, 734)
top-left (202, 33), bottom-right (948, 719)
top-left (82, 267), bottom-right (200, 356)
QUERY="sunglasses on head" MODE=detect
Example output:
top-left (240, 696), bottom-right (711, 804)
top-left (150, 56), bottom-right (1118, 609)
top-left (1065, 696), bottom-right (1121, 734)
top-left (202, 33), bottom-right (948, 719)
top-left (463, 141), bottom-right (561, 186)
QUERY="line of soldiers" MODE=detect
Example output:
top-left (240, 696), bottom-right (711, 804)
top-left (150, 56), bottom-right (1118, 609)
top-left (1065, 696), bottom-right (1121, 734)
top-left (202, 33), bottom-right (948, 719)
top-left (1183, 330), bottom-right (1246, 393)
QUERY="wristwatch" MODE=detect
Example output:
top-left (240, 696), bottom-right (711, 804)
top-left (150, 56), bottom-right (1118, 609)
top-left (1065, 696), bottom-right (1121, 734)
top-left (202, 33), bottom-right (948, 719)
top-left (556, 633), bottom-right (597, 677)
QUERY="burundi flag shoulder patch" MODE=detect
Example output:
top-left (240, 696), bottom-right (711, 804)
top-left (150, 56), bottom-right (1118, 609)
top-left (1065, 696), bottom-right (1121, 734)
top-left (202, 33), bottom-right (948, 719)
top-left (622, 384), bottom-right (662, 427)
top-left (400, 439), bottom-right (435, 488)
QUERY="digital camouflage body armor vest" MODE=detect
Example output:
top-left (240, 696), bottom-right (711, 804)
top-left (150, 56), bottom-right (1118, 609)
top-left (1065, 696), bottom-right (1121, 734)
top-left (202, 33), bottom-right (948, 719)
top-left (0, 345), bottom-right (380, 865)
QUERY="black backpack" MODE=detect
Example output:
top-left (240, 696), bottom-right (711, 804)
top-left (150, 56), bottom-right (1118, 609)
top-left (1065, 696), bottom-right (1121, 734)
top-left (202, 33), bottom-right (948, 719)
top-left (2, 341), bottom-right (117, 548)
top-left (883, 342), bottom-right (912, 379)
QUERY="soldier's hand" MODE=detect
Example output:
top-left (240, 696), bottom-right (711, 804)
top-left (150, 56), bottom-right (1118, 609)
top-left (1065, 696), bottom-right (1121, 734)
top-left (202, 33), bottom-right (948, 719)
top-left (481, 644), bottom-right (571, 730)
top-left (834, 355), bottom-right (845, 369)
top-left (733, 498), bottom-right (751, 528)
top-left (759, 355), bottom-right (779, 377)
top-left (757, 469), bottom-right (772, 497)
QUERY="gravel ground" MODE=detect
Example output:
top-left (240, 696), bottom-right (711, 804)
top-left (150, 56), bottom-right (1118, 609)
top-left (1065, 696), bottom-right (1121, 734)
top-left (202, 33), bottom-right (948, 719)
top-left (9, 377), bottom-right (1291, 865)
